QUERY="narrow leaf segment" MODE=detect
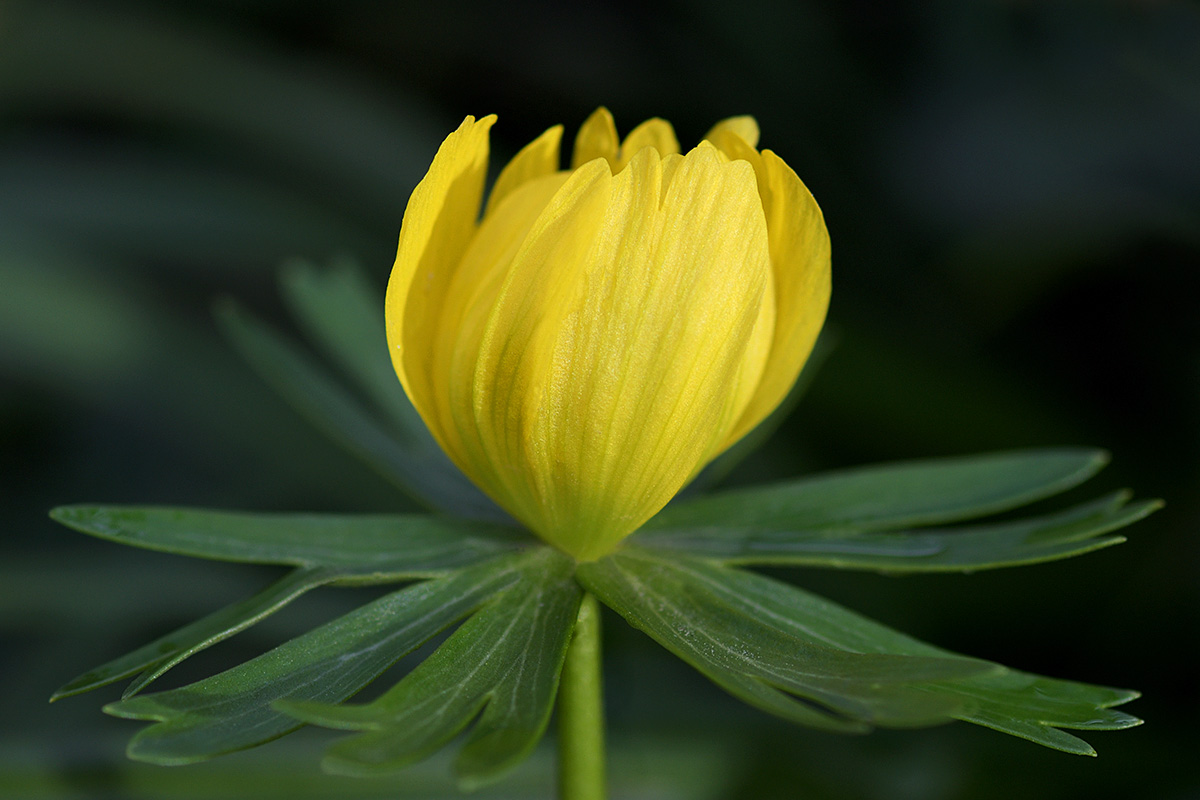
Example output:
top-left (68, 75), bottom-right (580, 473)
top-left (102, 550), bottom-right (536, 765)
top-left (279, 547), bottom-right (581, 788)
top-left (642, 449), bottom-right (1159, 573)
top-left (278, 258), bottom-right (433, 442)
top-left (49, 506), bottom-right (525, 698)
top-left (639, 492), bottom-right (1158, 573)
top-left (50, 505), bottom-right (521, 572)
top-left (53, 566), bottom-right (331, 701)
top-left (653, 448), bottom-right (1111, 531)
top-left (578, 547), bottom-right (1141, 755)
top-left (215, 299), bottom-right (505, 522)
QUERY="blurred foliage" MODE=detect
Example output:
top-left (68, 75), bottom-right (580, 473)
top-left (2, 0), bottom-right (1197, 797)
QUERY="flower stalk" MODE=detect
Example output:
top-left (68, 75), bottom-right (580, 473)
top-left (557, 593), bottom-right (606, 800)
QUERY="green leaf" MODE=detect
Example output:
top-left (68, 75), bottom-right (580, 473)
top-left (52, 567), bottom-right (332, 701)
top-left (276, 258), bottom-right (433, 448)
top-left (578, 547), bottom-right (995, 733)
top-left (214, 300), bottom-right (505, 522)
top-left (103, 550), bottom-right (533, 765)
top-left (50, 507), bottom-right (528, 699)
top-left (943, 671), bottom-right (1140, 756)
top-left (580, 548), bottom-right (1139, 755)
top-left (637, 492), bottom-right (1159, 572)
top-left (50, 506), bottom-right (522, 573)
top-left (651, 448), bottom-right (1110, 532)
top-left (685, 331), bottom-right (836, 494)
top-left (278, 548), bottom-right (581, 788)
top-left (692, 550), bottom-right (1143, 755)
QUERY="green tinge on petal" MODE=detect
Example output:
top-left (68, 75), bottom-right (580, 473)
top-left (484, 125), bottom-right (563, 218)
top-left (433, 172), bottom-right (572, 473)
top-left (571, 107), bottom-right (619, 169)
top-left (467, 160), bottom-right (616, 535)
top-left (385, 115), bottom-right (495, 454)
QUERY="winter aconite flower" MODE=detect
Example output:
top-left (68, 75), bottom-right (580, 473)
top-left (385, 108), bottom-right (830, 561)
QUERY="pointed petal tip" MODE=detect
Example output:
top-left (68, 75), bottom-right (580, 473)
top-left (485, 124), bottom-right (566, 216)
top-left (619, 116), bottom-right (681, 163)
top-left (572, 107), bottom-right (620, 169)
top-left (460, 113), bottom-right (498, 128)
top-left (585, 106), bottom-right (614, 123)
top-left (705, 115), bottom-right (761, 149)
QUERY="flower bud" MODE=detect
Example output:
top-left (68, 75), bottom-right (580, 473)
top-left (386, 109), bottom-right (830, 560)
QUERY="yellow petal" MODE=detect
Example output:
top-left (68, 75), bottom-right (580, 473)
top-left (467, 160), bottom-right (616, 521)
top-left (385, 115), bottom-right (495, 451)
top-left (700, 264), bottom-right (775, 467)
top-left (386, 112), bottom-right (830, 563)
top-left (679, 125), bottom-right (828, 455)
top-left (704, 123), bottom-right (763, 171)
top-left (659, 152), bottom-right (686, 191)
top-left (705, 115), bottom-right (760, 148)
top-left (617, 117), bottom-right (680, 166)
top-left (571, 107), bottom-right (619, 169)
top-left (722, 149), bottom-right (831, 448)
top-left (476, 144), bottom-right (770, 560)
top-left (433, 170), bottom-right (572, 480)
top-left (484, 124), bottom-right (563, 218)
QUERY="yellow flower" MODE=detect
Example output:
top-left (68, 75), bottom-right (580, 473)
top-left (385, 108), bottom-right (830, 561)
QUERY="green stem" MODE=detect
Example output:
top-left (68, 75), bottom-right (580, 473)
top-left (557, 592), bottom-right (606, 800)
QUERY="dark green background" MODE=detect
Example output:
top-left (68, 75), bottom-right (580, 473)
top-left (2, 1), bottom-right (1197, 797)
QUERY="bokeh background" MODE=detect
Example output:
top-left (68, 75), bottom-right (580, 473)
top-left (2, 1), bottom-right (1198, 798)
